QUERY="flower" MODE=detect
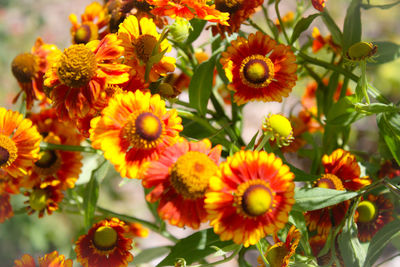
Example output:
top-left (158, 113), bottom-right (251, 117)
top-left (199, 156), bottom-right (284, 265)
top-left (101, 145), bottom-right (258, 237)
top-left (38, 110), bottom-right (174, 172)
top-left (90, 91), bottom-right (183, 179)
top-left (69, 2), bottom-right (109, 44)
top-left (312, 0), bottom-right (326, 12)
top-left (312, 27), bottom-right (341, 54)
top-left (205, 150), bottom-right (295, 247)
top-left (0, 193), bottom-right (13, 223)
top-left (141, 139), bottom-right (221, 229)
top-left (221, 31), bottom-right (297, 105)
top-left (11, 38), bottom-right (61, 110)
top-left (258, 225), bottom-right (301, 267)
top-left (14, 251), bottom-right (72, 267)
top-left (145, 0), bottom-right (229, 25)
top-left (262, 114), bottom-right (294, 147)
top-left (356, 194), bottom-right (394, 242)
top-left (118, 15), bottom-right (175, 83)
top-left (125, 222), bottom-right (149, 239)
top-left (379, 160), bottom-right (400, 179)
top-left (24, 183), bottom-right (64, 218)
top-left (346, 41), bottom-right (377, 62)
top-left (44, 33), bottom-right (130, 121)
top-left (211, 0), bottom-right (264, 37)
top-left (75, 218), bottom-right (133, 267)
top-left (0, 108), bottom-right (42, 178)
top-left (305, 149), bottom-right (371, 235)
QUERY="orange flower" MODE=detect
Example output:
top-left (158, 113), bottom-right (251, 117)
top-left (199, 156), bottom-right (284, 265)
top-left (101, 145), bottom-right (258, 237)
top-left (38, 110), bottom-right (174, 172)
top-left (221, 32), bottom-right (297, 105)
top-left (24, 183), bottom-right (64, 218)
top-left (312, 0), bottom-right (326, 12)
top-left (146, 0), bottom-right (229, 25)
top-left (356, 194), bottom-right (394, 242)
top-left (44, 33), bottom-right (130, 121)
top-left (0, 108), bottom-right (42, 178)
top-left (305, 149), bottom-right (371, 235)
top-left (205, 150), bottom-right (295, 247)
top-left (69, 2), bottom-right (109, 44)
top-left (312, 27), bottom-right (341, 54)
top-left (142, 139), bottom-right (221, 229)
top-left (14, 251), bottom-right (72, 267)
top-left (90, 91), bottom-right (183, 179)
top-left (379, 160), bottom-right (400, 179)
top-left (11, 38), bottom-right (61, 110)
top-left (258, 225), bottom-right (301, 267)
top-left (0, 193), bottom-right (13, 223)
top-left (211, 0), bottom-right (263, 37)
top-left (124, 222), bottom-right (149, 239)
top-left (75, 218), bottom-right (133, 267)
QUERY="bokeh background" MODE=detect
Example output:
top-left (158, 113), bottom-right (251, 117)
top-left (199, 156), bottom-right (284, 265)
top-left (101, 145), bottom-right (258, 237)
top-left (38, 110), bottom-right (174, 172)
top-left (1, 0), bottom-right (400, 266)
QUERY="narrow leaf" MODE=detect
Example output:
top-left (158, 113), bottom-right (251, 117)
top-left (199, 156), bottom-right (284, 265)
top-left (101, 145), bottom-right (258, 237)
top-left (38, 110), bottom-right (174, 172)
top-left (185, 19), bottom-right (207, 45)
top-left (325, 95), bottom-right (365, 126)
top-left (369, 41), bottom-right (400, 65)
top-left (290, 14), bottom-right (320, 44)
top-left (321, 11), bottom-right (343, 45)
top-left (134, 246), bottom-right (171, 264)
top-left (343, 0), bottom-right (362, 52)
top-left (377, 113), bottom-right (400, 165)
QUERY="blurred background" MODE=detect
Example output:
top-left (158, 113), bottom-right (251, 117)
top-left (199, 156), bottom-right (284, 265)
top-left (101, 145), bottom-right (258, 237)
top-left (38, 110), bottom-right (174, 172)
top-left (1, 0), bottom-right (400, 266)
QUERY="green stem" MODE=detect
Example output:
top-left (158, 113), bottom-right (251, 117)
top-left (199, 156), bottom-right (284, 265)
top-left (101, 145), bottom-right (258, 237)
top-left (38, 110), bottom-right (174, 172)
top-left (247, 18), bottom-right (267, 35)
top-left (196, 245), bottom-right (243, 267)
top-left (360, 61), bottom-right (370, 104)
top-left (275, 0), bottom-right (290, 43)
top-left (40, 142), bottom-right (99, 153)
top-left (256, 241), bottom-right (269, 266)
top-left (97, 206), bottom-right (178, 243)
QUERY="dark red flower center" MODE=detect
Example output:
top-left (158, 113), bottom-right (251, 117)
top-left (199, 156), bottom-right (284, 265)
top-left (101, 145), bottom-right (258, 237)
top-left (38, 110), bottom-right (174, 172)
top-left (11, 53), bottom-right (39, 83)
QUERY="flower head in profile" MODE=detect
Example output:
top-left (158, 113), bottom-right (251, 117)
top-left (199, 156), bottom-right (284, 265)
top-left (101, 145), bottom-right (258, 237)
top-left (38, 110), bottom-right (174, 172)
top-left (75, 218), bottom-right (133, 267)
top-left (69, 2), bottom-right (109, 44)
top-left (221, 31), bottom-right (297, 105)
top-left (346, 41), bottom-right (377, 62)
top-left (356, 194), bottom-right (394, 242)
top-left (211, 0), bottom-right (264, 37)
top-left (145, 0), bottom-right (229, 25)
top-left (14, 251), bottom-right (73, 267)
top-left (44, 34), bottom-right (130, 121)
top-left (258, 225), bottom-right (301, 267)
top-left (205, 150), bottom-right (295, 247)
top-left (11, 38), bottom-right (61, 110)
top-left (0, 108), bottom-right (42, 178)
top-left (262, 114), bottom-right (294, 147)
top-left (24, 182), bottom-right (64, 218)
top-left (312, 0), bottom-right (327, 12)
top-left (305, 149), bottom-right (371, 235)
top-left (141, 139), bottom-right (221, 229)
top-left (90, 91), bottom-right (183, 179)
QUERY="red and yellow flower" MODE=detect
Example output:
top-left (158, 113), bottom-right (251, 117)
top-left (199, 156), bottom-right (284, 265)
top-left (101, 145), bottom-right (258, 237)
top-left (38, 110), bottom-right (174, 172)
top-left (146, 0), bottom-right (229, 25)
top-left (14, 251), bottom-right (73, 267)
top-left (69, 2), bottom-right (109, 44)
top-left (221, 31), bottom-right (297, 105)
top-left (24, 183), bottom-right (64, 218)
top-left (312, 0), bottom-right (327, 12)
top-left (0, 108), bottom-right (42, 178)
top-left (211, 0), bottom-right (264, 37)
top-left (75, 218), bottom-right (133, 267)
top-left (312, 27), bottom-right (341, 54)
top-left (205, 150), bottom-right (295, 247)
top-left (0, 192), bottom-right (13, 223)
top-left (11, 38), bottom-right (61, 110)
top-left (356, 194), bottom-right (394, 242)
top-left (141, 139), bottom-right (221, 229)
top-left (44, 33), bottom-right (130, 121)
top-left (305, 149), bottom-right (371, 235)
top-left (90, 90), bottom-right (183, 179)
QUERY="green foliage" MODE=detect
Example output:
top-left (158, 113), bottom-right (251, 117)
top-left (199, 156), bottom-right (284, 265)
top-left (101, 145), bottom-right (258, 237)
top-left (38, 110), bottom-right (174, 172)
top-left (343, 0), bottom-right (362, 53)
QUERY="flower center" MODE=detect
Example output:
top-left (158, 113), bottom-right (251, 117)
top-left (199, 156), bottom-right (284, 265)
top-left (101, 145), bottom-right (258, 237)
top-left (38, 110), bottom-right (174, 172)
top-left (74, 23), bottom-right (98, 44)
top-left (134, 34), bottom-right (158, 63)
top-left (34, 150), bottom-right (62, 176)
top-left (170, 151), bottom-right (218, 199)
top-left (357, 200), bottom-right (377, 223)
top-left (215, 0), bottom-right (243, 13)
top-left (347, 41), bottom-right (377, 61)
top-left (11, 53), bottom-right (39, 83)
top-left (0, 135), bottom-right (18, 168)
top-left (124, 112), bottom-right (164, 150)
top-left (29, 189), bottom-right (48, 211)
top-left (240, 55), bottom-right (275, 88)
top-left (57, 44), bottom-right (97, 88)
top-left (234, 180), bottom-right (274, 218)
top-left (268, 114), bottom-right (293, 138)
top-left (266, 245), bottom-right (289, 267)
top-left (93, 226), bottom-right (118, 251)
top-left (315, 173), bottom-right (344, 191)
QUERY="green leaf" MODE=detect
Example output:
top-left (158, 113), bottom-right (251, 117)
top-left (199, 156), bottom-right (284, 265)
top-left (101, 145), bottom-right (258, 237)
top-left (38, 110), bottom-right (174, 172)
top-left (377, 113), bottom-right (400, 165)
top-left (290, 14), bottom-right (320, 44)
top-left (361, 1), bottom-right (400, 10)
top-left (245, 131), bottom-right (259, 150)
top-left (294, 187), bottom-right (359, 212)
top-left (157, 228), bottom-right (232, 266)
top-left (185, 19), bottom-right (207, 45)
top-left (325, 95), bottom-right (365, 126)
top-left (369, 41), bottom-right (400, 65)
top-left (364, 219), bottom-right (400, 267)
top-left (354, 103), bottom-right (400, 114)
top-left (134, 246), bottom-right (171, 264)
top-left (342, 0), bottom-right (362, 53)
top-left (323, 72), bottom-right (339, 115)
top-left (321, 11), bottom-right (343, 46)
top-left (188, 58), bottom-right (216, 117)
top-left (211, 243), bottom-right (241, 257)
top-left (289, 164), bottom-right (319, 182)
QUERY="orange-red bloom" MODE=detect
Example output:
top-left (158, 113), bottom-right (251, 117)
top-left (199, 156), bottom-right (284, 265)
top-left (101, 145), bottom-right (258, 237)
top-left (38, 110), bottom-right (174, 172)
top-left (14, 251), bottom-right (72, 267)
top-left (90, 91), bottom-right (183, 179)
top-left (24, 183), bottom-right (64, 218)
top-left (142, 139), bottom-right (221, 229)
top-left (312, 0), bottom-right (326, 12)
top-left (221, 31), bottom-right (297, 105)
top-left (0, 193), bottom-right (13, 223)
top-left (75, 218), bottom-right (133, 267)
top-left (205, 150), bottom-right (295, 247)
top-left (312, 27), bottom-right (341, 54)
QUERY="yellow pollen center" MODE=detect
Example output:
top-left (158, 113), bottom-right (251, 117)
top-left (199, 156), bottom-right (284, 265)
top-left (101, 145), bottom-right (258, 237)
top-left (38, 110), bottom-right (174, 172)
top-left (134, 34), bottom-right (158, 63)
top-left (124, 112), bottom-right (164, 150)
top-left (11, 53), bottom-right (39, 83)
top-left (266, 245), bottom-right (289, 267)
top-left (242, 185), bottom-right (272, 216)
top-left (357, 200), bottom-right (377, 223)
top-left (215, 0), bottom-right (243, 13)
top-left (57, 44), bottom-right (97, 88)
top-left (268, 114), bottom-right (293, 138)
top-left (74, 23), bottom-right (98, 44)
top-left (315, 174), bottom-right (345, 191)
top-left (240, 55), bottom-right (275, 88)
top-left (0, 135), bottom-right (18, 168)
top-left (93, 226), bottom-right (118, 250)
top-left (29, 189), bottom-right (48, 211)
top-left (170, 151), bottom-right (218, 199)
